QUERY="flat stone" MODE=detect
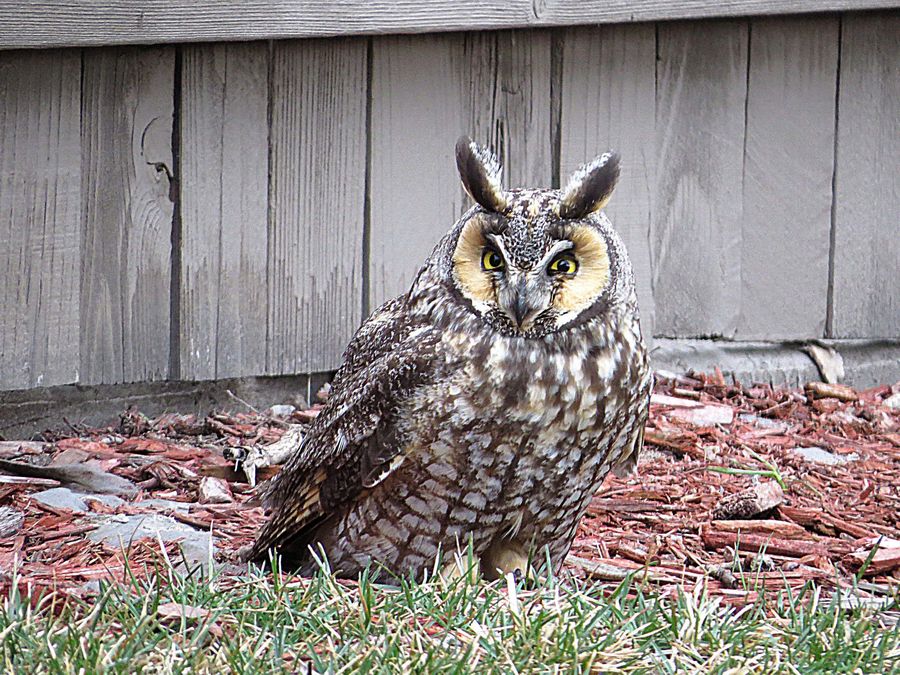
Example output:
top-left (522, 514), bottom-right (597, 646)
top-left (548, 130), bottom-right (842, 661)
top-left (668, 404), bottom-right (734, 427)
top-left (883, 392), bottom-right (900, 410)
top-left (83, 494), bottom-right (125, 509)
top-left (652, 393), bottom-right (734, 426)
top-left (199, 476), bottom-right (233, 504)
top-left (80, 580), bottom-right (102, 596)
top-left (0, 506), bottom-right (25, 537)
top-left (31, 487), bottom-right (88, 513)
top-left (737, 413), bottom-right (789, 432)
top-left (87, 513), bottom-right (215, 573)
top-left (791, 446), bottom-right (859, 466)
top-left (130, 498), bottom-right (191, 512)
top-left (267, 404), bottom-right (296, 418)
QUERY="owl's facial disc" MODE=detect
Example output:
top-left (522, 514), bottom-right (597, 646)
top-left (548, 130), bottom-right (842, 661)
top-left (451, 215), bottom-right (611, 336)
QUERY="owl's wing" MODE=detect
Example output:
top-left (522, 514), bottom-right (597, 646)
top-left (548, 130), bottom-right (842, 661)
top-left (247, 297), bottom-right (440, 562)
top-left (610, 374), bottom-right (653, 478)
top-left (329, 295), bottom-right (408, 389)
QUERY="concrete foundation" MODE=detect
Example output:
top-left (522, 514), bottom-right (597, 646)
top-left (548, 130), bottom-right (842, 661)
top-left (1, 340), bottom-right (897, 440)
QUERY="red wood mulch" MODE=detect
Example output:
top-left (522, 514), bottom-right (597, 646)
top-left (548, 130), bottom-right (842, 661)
top-left (1, 373), bottom-right (898, 608)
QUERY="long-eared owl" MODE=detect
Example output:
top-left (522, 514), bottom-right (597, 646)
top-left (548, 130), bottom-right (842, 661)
top-left (249, 138), bottom-right (652, 579)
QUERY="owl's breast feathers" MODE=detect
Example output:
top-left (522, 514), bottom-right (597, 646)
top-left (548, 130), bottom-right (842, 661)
top-left (249, 286), bottom-right (649, 566)
top-left (436, 302), bottom-right (650, 466)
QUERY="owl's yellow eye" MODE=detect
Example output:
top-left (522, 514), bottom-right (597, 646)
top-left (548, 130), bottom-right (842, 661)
top-left (548, 253), bottom-right (578, 276)
top-left (481, 248), bottom-right (504, 271)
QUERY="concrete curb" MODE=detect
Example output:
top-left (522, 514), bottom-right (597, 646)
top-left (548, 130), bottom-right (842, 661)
top-left (651, 338), bottom-right (900, 388)
top-left (2, 339), bottom-right (897, 439)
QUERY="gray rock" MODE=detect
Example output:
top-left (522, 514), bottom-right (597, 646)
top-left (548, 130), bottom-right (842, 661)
top-left (31, 487), bottom-right (89, 513)
top-left (199, 476), bottom-right (233, 504)
top-left (791, 446), bottom-right (859, 466)
top-left (31, 488), bottom-right (125, 515)
top-left (130, 498), bottom-right (191, 513)
top-left (0, 458), bottom-right (136, 496)
top-left (737, 413), bottom-right (790, 432)
top-left (0, 506), bottom-right (24, 537)
top-left (80, 580), bottom-right (102, 595)
top-left (87, 513), bottom-right (215, 574)
top-left (83, 494), bottom-right (125, 509)
top-left (267, 404), bottom-right (296, 418)
top-left (884, 392), bottom-right (900, 411)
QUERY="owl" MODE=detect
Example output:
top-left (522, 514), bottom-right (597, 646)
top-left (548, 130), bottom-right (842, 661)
top-left (247, 138), bottom-right (652, 580)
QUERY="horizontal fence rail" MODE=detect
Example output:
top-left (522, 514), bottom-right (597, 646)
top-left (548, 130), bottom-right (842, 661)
top-left (0, 11), bottom-right (898, 392)
top-left (0, 0), bottom-right (895, 50)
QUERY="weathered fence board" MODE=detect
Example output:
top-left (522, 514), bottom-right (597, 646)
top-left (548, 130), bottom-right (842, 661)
top-left (267, 38), bottom-right (368, 374)
top-left (369, 31), bottom-right (552, 309)
top-left (737, 16), bottom-right (838, 340)
top-left (477, 31), bottom-right (553, 190)
top-left (80, 48), bottom-right (175, 385)
top-left (831, 13), bottom-right (900, 339)
top-left (180, 42), bottom-right (269, 380)
top-left (2, 0), bottom-right (894, 49)
top-left (559, 23), bottom-right (657, 341)
top-left (652, 21), bottom-right (748, 338)
top-left (2, 12), bottom-right (899, 400)
top-left (0, 51), bottom-right (81, 391)
top-left (369, 35), bottom-right (462, 311)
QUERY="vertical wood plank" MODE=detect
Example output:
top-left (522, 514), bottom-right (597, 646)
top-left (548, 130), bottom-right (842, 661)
top-left (478, 31), bottom-right (553, 190)
top-left (81, 47), bottom-right (175, 384)
top-left (180, 42), bottom-right (269, 380)
top-left (652, 21), bottom-right (748, 338)
top-left (0, 50), bottom-right (81, 390)
top-left (369, 30), bottom-right (552, 309)
top-left (268, 38), bottom-right (368, 374)
top-left (369, 34), bottom-right (468, 311)
top-left (737, 17), bottom-right (838, 340)
top-left (559, 23), bottom-right (657, 341)
top-left (831, 13), bottom-right (899, 338)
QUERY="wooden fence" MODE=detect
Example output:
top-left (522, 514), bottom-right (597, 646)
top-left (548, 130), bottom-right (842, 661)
top-left (0, 6), bottom-right (897, 393)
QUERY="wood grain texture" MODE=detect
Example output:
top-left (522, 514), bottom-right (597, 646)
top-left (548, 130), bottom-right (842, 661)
top-left (737, 16), bottom-right (839, 340)
top-left (268, 38), bottom-right (368, 374)
top-left (80, 47), bottom-right (175, 384)
top-left (180, 42), bottom-right (269, 380)
top-left (559, 23), bottom-right (656, 342)
top-left (831, 13), bottom-right (900, 338)
top-left (369, 30), bottom-right (552, 308)
top-left (652, 21), bottom-right (749, 338)
top-left (0, 0), bottom-right (893, 49)
top-left (0, 51), bottom-right (81, 390)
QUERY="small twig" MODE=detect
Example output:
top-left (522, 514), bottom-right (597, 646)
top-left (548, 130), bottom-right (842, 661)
top-left (226, 390), bottom-right (290, 428)
top-left (758, 398), bottom-right (794, 417)
top-left (225, 389), bottom-right (260, 413)
top-left (61, 416), bottom-right (88, 436)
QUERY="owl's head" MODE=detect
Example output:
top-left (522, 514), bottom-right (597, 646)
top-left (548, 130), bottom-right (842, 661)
top-left (443, 137), bottom-right (629, 338)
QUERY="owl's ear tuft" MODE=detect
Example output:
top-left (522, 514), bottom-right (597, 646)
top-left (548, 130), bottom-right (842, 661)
top-left (455, 137), bottom-right (508, 213)
top-left (558, 152), bottom-right (620, 220)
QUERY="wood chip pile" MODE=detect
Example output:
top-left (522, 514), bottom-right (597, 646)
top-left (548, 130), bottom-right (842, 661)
top-left (1, 373), bottom-right (898, 609)
top-left (571, 371), bottom-right (900, 608)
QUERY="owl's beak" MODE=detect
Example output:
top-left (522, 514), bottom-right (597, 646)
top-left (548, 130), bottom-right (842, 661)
top-left (512, 294), bottom-right (530, 326)
top-left (505, 274), bottom-right (543, 331)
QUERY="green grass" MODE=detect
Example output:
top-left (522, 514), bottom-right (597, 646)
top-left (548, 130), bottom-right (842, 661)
top-left (1, 554), bottom-right (898, 674)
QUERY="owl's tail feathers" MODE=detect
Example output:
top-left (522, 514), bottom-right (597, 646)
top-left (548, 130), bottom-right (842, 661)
top-left (243, 471), bottom-right (328, 567)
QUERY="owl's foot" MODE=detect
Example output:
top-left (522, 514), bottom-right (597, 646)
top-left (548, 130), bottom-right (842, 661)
top-left (224, 424), bottom-right (305, 486)
top-left (481, 539), bottom-right (537, 583)
top-left (439, 551), bottom-right (480, 585)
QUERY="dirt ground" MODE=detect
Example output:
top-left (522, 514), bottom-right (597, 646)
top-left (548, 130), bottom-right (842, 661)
top-left (1, 371), bottom-right (898, 610)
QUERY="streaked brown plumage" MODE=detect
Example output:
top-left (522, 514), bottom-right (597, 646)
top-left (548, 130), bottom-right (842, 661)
top-left (248, 138), bottom-right (651, 579)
